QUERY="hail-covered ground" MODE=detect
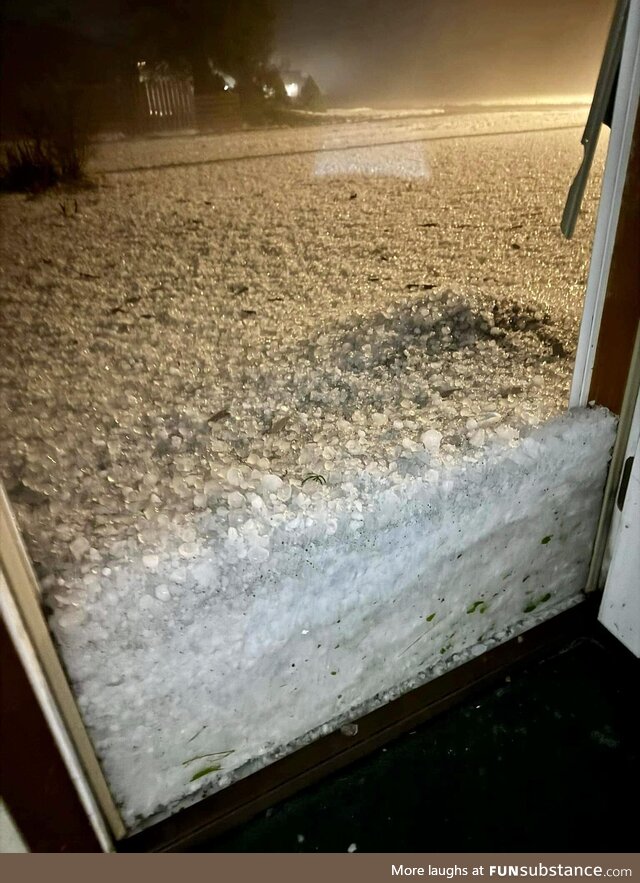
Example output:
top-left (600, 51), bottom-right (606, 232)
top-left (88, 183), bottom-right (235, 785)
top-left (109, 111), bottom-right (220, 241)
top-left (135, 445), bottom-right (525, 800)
top-left (0, 107), bottom-right (615, 831)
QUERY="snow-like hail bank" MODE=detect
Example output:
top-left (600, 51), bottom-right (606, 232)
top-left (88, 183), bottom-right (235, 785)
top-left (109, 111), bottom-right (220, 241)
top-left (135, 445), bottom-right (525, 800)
top-left (0, 112), bottom-right (611, 830)
top-left (25, 408), bottom-right (620, 831)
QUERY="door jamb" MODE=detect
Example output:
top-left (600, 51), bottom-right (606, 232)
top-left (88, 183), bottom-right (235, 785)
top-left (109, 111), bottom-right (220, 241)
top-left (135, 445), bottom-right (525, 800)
top-left (0, 485), bottom-right (125, 848)
top-left (570, 0), bottom-right (640, 408)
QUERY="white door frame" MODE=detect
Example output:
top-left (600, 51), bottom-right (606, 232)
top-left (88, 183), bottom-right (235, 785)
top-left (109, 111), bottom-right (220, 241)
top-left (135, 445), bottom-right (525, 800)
top-left (598, 367), bottom-right (640, 656)
top-left (0, 485), bottom-right (125, 848)
top-left (570, 0), bottom-right (640, 407)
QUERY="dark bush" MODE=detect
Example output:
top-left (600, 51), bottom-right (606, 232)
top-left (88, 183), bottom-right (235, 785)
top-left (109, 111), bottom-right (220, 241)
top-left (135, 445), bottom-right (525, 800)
top-left (0, 84), bottom-right (91, 193)
top-left (0, 140), bottom-right (59, 192)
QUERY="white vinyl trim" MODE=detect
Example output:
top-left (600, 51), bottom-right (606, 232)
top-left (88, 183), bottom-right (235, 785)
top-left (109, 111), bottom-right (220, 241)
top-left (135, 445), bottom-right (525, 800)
top-left (570, 0), bottom-right (640, 407)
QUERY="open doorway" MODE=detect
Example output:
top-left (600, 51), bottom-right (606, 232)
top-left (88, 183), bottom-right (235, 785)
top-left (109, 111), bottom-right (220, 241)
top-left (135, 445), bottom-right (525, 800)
top-left (1, 0), bottom-right (635, 843)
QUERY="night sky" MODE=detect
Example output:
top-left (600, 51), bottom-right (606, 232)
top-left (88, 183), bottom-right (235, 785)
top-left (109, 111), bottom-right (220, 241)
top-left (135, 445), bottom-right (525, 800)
top-left (2, 0), bottom-right (616, 103)
top-left (277, 0), bottom-right (616, 102)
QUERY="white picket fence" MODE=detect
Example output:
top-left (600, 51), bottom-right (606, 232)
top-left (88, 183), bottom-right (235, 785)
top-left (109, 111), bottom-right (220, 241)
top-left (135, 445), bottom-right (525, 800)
top-left (83, 77), bottom-right (242, 136)
top-left (138, 77), bottom-right (195, 132)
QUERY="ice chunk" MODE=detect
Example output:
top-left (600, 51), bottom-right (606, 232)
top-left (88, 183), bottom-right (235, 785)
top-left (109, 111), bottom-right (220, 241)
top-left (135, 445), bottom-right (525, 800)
top-left (139, 595), bottom-right (156, 611)
top-left (261, 473), bottom-right (283, 494)
top-left (247, 545), bottom-right (270, 563)
top-left (58, 608), bottom-right (86, 628)
top-left (178, 542), bottom-right (198, 558)
top-left (468, 428), bottom-right (487, 448)
top-left (69, 536), bottom-right (90, 561)
top-left (495, 425), bottom-right (519, 442)
top-left (420, 429), bottom-right (443, 453)
top-left (477, 412), bottom-right (502, 427)
top-left (179, 526), bottom-right (197, 543)
top-left (226, 467), bottom-right (243, 487)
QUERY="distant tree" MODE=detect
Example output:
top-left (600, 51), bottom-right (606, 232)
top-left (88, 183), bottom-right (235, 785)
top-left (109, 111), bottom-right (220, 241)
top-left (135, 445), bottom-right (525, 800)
top-left (299, 75), bottom-right (326, 112)
top-left (260, 65), bottom-right (288, 105)
top-left (125, 0), bottom-right (278, 96)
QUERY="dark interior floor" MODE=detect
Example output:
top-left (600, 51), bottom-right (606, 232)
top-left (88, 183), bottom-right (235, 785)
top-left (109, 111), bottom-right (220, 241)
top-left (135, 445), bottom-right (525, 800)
top-left (199, 628), bottom-right (638, 853)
